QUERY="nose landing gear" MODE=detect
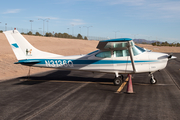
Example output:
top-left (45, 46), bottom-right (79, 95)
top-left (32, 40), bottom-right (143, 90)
top-left (149, 73), bottom-right (157, 84)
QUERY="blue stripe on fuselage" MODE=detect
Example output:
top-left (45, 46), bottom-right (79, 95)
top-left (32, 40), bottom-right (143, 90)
top-left (18, 59), bottom-right (159, 65)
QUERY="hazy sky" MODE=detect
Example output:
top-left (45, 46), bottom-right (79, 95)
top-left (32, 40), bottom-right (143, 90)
top-left (0, 0), bottom-right (180, 42)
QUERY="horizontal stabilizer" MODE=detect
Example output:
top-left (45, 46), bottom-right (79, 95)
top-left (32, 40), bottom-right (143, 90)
top-left (14, 60), bottom-right (41, 64)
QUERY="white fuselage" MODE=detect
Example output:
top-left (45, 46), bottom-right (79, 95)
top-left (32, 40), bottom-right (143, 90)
top-left (22, 50), bottom-right (168, 74)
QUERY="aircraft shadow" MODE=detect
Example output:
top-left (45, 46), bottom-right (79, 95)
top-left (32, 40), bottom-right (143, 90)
top-left (14, 70), bottom-right (114, 85)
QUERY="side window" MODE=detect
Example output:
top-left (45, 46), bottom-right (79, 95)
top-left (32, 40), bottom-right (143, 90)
top-left (95, 51), bottom-right (111, 58)
top-left (114, 50), bottom-right (129, 57)
top-left (114, 50), bottom-right (123, 57)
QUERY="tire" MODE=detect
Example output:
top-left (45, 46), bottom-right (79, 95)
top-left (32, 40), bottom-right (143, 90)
top-left (113, 77), bottom-right (122, 86)
top-left (150, 78), bottom-right (157, 84)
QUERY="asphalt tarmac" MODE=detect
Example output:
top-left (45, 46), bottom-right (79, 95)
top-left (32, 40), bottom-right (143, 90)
top-left (0, 53), bottom-right (180, 120)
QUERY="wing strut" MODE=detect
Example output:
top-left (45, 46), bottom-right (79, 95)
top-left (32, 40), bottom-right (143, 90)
top-left (128, 41), bottom-right (136, 73)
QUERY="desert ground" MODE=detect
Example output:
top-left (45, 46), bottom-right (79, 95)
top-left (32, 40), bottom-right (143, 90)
top-left (0, 33), bottom-right (180, 81)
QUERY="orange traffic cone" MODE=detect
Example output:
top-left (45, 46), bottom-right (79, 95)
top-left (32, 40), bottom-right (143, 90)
top-left (126, 74), bottom-right (134, 94)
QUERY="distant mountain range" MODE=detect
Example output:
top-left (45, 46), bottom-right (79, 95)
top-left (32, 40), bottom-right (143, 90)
top-left (133, 39), bottom-right (159, 44)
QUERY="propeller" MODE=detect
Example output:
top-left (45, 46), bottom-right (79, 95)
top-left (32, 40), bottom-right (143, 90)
top-left (158, 53), bottom-right (176, 60)
top-left (168, 53), bottom-right (172, 59)
top-left (168, 53), bottom-right (177, 59)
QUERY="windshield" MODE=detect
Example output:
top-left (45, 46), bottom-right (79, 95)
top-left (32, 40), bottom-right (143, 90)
top-left (132, 45), bottom-right (145, 56)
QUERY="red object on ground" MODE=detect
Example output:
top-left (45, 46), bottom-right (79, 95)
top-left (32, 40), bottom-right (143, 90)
top-left (126, 74), bottom-right (134, 93)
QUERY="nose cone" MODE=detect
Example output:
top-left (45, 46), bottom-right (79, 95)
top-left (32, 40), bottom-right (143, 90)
top-left (169, 55), bottom-right (177, 59)
top-left (167, 53), bottom-right (177, 59)
top-left (157, 54), bottom-right (169, 60)
top-left (148, 52), bottom-right (169, 71)
top-left (153, 52), bottom-right (177, 60)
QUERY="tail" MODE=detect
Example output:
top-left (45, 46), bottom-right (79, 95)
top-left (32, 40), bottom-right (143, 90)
top-left (3, 30), bottom-right (62, 60)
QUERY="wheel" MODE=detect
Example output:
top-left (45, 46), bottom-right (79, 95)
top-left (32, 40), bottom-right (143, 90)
top-left (150, 78), bottom-right (157, 84)
top-left (113, 77), bottom-right (122, 86)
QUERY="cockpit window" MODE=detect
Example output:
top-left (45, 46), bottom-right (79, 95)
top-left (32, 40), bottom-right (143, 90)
top-left (95, 51), bottom-right (111, 58)
top-left (114, 50), bottom-right (129, 57)
top-left (95, 41), bottom-right (145, 58)
top-left (113, 45), bottom-right (145, 57)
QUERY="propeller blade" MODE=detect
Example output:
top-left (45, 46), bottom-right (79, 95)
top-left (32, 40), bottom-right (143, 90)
top-left (168, 53), bottom-right (176, 59)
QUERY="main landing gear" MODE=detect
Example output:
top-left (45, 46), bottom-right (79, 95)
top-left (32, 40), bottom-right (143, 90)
top-left (149, 73), bottom-right (157, 84)
top-left (113, 75), bottom-right (124, 86)
top-left (113, 73), bottom-right (157, 85)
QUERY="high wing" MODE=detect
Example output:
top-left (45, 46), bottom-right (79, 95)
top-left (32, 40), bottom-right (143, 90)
top-left (97, 38), bottom-right (137, 73)
top-left (97, 38), bottom-right (132, 50)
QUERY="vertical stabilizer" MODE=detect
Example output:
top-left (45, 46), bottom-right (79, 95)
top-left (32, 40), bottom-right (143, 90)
top-left (4, 30), bottom-right (62, 60)
top-left (4, 30), bottom-right (27, 60)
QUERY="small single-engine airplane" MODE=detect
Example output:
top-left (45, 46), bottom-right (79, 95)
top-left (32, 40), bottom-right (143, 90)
top-left (4, 30), bottom-right (176, 85)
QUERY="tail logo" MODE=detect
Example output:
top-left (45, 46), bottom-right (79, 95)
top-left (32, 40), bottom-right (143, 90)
top-left (26, 49), bottom-right (32, 56)
top-left (11, 43), bottom-right (19, 49)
